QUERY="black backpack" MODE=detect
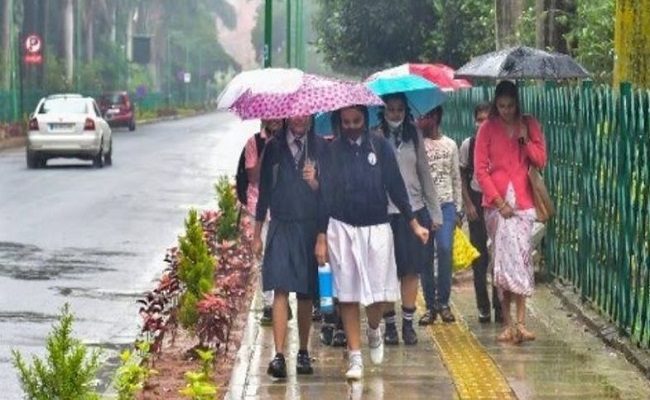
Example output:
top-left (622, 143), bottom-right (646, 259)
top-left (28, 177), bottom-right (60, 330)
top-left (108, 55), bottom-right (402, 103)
top-left (235, 133), bottom-right (266, 205)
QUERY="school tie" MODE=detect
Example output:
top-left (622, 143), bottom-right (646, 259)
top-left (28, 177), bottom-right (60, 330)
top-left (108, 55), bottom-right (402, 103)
top-left (391, 128), bottom-right (402, 148)
top-left (294, 138), bottom-right (303, 167)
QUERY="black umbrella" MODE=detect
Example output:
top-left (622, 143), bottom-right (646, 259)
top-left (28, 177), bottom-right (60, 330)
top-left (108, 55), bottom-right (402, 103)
top-left (454, 46), bottom-right (590, 80)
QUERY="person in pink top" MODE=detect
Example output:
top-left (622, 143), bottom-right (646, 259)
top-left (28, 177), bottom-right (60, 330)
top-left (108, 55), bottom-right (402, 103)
top-left (474, 80), bottom-right (547, 344)
top-left (244, 119), bottom-right (284, 216)
top-left (244, 119), bottom-right (285, 326)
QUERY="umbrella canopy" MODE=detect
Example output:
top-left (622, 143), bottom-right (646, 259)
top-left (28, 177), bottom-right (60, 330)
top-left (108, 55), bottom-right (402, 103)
top-left (367, 63), bottom-right (471, 91)
top-left (364, 74), bottom-right (447, 116)
top-left (454, 46), bottom-right (590, 80)
top-left (216, 68), bottom-right (305, 110)
top-left (229, 74), bottom-right (384, 121)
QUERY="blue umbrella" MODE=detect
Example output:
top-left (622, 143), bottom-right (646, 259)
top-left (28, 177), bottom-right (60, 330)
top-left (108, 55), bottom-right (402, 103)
top-left (365, 74), bottom-right (447, 117)
top-left (314, 75), bottom-right (447, 136)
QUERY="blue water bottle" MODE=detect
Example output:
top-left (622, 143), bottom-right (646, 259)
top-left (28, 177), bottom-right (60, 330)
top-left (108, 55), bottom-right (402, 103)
top-left (318, 263), bottom-right (334, 313)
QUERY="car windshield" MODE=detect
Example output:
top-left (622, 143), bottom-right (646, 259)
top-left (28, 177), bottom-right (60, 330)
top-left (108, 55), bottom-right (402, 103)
top-left (39, 98), bottom-right (88, 114)
top-left (101, 94), bottom-right (124, 105)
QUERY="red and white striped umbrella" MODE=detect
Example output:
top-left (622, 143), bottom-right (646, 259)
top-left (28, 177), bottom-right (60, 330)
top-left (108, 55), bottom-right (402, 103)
top-left (367, 63), bottom-right (471, 92)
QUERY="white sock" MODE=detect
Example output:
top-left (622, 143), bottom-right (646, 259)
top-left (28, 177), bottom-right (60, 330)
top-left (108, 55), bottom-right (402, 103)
top-left (349, 349), bottom-right (362, 358)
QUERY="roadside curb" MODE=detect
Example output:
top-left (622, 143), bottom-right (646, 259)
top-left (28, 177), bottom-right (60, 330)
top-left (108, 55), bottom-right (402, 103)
top-left (0, 136), bottom-right (26, 151)
top-left (549, 279), bottom-right (650, 380)
top-left (224, 282), bottom-right (262, 399)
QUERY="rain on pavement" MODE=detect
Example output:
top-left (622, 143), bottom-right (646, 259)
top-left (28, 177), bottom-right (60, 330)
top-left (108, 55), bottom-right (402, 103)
top-left (0, 113), bottom-right (257, 399)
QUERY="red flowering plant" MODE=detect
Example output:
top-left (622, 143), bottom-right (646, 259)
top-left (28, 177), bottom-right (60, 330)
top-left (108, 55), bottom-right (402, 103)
top-left (194, 293), bottom-right (236, 349)
top-left (136, 177), bottom-right (257, 364)
top-left (137, 246), bottom-right (182, 356)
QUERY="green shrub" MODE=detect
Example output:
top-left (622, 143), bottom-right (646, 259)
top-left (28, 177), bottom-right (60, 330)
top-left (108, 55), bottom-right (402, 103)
top-left (113, 341), bottom-right (157, 400)
top-left (12, 304), bottom-right (101, 400)
top-left (177, 209), bottom-right (215, 331)
top-left (178, 349), bottom-right (217, 400)
top-left (214, 176), bottom-right (238, 242)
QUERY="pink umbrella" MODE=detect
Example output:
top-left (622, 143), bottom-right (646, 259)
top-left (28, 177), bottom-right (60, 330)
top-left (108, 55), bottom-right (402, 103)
top-left (229, 74), bottom-right (385, 120)
top-left (367, 63), bottom-right (471, 92)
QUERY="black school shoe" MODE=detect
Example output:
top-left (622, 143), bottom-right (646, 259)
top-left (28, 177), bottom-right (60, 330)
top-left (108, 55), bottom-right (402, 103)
top-left (384, 323), bottom-right (399, 345)
top-left (296, 351), bottom-right (314, 375)
top-left (260, 306), bottom-right (273, 326)
top-left (267, 354), bottom-right (287, 379)
top-left (331, 328), bottom-right (347, 347)
top-left (478, 310), bottom-right (491, 324)
top-left (320, 324), bottom-right (334, 346)
top-left (402, 322), bottom-right (418, 345)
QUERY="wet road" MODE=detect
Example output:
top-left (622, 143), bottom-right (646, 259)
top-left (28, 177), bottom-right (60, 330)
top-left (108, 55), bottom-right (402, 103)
top-left (0, 112), bottom-right (256, 399)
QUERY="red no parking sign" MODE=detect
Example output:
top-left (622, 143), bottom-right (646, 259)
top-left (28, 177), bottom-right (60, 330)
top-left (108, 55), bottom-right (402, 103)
top-left (23, 34), bottom-right (43, 64)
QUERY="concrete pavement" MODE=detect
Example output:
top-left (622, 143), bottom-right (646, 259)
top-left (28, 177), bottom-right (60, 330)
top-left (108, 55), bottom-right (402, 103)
top-left (226, 273), bottom-right (650, 399)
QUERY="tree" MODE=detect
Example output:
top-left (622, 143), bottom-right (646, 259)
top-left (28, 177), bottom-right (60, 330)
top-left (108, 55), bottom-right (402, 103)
top-left (423, 0), bottom-right (495, 66)
top-left (314, 0), bottom-right (436, 76)
top-left (63, 0), bottom-right (73, 83)
top-left (494, 0), bottom-right (524, 49)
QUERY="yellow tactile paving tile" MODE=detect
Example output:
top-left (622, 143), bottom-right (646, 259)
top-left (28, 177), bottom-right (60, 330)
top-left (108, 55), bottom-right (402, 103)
top-left (419, 299), bottom-right (517, 399)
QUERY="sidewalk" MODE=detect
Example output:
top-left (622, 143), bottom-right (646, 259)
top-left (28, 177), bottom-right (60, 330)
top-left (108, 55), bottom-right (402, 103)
top-left (226, 273), bottom-right (650, 399)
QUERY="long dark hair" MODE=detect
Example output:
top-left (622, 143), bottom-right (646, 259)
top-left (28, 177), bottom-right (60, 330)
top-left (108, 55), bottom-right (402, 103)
top-left (490, 80), bottom-right (521, 119)
top-left (378, 93), bottom-right (418, 145)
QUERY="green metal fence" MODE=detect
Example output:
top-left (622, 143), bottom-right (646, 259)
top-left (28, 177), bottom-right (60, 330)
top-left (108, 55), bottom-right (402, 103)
top-left (444, 82), bottom-right (650, 349)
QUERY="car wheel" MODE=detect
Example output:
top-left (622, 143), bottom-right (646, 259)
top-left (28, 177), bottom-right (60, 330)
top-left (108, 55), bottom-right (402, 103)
top-left (26, 150), bottom-right (38, 169)
top-left (129, 118), bottom-right (136, 131)
top-left (104, 140), bottom-right (113, 166)
top-left (92, 144), bottom-right (104, 168)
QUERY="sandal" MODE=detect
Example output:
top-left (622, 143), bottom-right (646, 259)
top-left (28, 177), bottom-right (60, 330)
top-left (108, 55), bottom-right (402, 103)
top-left (516, 323), bottom-right (536, 342)
top-left (497, 326), bottom-right (513, 342)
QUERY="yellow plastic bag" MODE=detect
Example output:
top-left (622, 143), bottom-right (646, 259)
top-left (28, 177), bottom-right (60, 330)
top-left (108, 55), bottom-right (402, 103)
top-left (452, 227), bottom-right (480, 272)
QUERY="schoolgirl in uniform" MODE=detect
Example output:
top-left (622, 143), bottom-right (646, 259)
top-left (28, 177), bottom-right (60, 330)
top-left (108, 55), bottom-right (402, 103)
top-left (315, 105), bottom-right (429, 380)
top-left (253, 115), bottom-right (329, 379)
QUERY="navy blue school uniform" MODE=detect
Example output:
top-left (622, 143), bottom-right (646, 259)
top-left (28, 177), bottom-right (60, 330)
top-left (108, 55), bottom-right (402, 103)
top-left (320, 132), bottom-right (413, 230)
top-left (256, 131), bottom-right (328, 298)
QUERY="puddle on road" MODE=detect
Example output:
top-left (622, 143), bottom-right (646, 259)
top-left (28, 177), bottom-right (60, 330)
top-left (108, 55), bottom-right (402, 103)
top-left (51, 286), bottom-right (145, 301)
top-left (0, 242), bottom-right (136, 281)
top-left (0, 311), bottom-right (59, 323)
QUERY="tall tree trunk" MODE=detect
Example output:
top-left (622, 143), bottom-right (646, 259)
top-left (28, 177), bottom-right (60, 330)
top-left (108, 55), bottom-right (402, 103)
top-left (614, 0), bottom-right (650, 86)
top-left (108, 0), bottom-right (116, 43)
top-left (547, 0), bottom-right (557, 51)
top-left (495, 0), bottom-right (524, 49)
top-left (64, 0), bottom-right (74, 84)
top-left (2, 0), bottom-right (12, 90)
top-left (535, 0), bottom-right (546, 50)
top-left (84, 9), bottom-right (94, 62)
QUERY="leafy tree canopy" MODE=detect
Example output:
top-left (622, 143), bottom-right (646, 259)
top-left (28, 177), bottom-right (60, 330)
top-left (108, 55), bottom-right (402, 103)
top-left (313, 0), bottom-right (613, 82)
top-left (313, 1), bottom-right (436, 75)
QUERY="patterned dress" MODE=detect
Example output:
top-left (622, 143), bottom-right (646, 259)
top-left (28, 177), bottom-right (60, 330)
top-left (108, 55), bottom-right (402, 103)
top-left (484, 184), bottom-right (537, 297)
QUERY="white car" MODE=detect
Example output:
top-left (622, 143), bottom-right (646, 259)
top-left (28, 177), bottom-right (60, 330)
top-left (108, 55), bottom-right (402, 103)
top-left (26, 94), bottom-right (113, 168)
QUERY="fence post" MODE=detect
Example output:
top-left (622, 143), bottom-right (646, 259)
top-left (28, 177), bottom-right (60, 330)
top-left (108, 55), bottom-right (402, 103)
top-left (618, 81), bottom-right (633, 332)
top-left (577, 80), bottom-right (592, 300)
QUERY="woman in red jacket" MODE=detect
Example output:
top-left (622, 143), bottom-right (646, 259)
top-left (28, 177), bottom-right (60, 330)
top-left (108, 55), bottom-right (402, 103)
top-left (474, 80), bottom-right (547, 343)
